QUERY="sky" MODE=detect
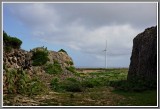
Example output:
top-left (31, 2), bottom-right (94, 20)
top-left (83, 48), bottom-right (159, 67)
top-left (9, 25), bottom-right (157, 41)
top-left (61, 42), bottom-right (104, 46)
top-left (3, 2), bottom-right (157, 68)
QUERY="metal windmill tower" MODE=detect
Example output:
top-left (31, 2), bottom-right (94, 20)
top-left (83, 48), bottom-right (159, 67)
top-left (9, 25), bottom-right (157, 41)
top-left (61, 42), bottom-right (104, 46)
top-left (103, 40), bottom-right (107, 69)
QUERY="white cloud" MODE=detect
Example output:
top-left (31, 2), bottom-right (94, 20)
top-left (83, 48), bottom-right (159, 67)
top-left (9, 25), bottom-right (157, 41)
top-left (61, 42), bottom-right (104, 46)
top-left (4, 3), bottom-right (157, 67)
top-left (9, 3), bottom-right (60, 31)
top-left (63, 24), bottom-right (141, 55)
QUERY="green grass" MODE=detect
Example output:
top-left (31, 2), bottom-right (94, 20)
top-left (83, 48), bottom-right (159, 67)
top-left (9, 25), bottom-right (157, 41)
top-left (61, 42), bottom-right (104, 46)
top-left (5, 69), bottom-right (30, 94)
top-left (50, 78), bottom-right (60, 91)
top-left (27, 76), bottom-right (48, 96)
top-left (4, 68), bottom-right (48, 96)
top-left (60, 78), bottom-right (83, 92)
top-left (47, 68), bottom-right (157, 106)
top-left (39, 86), bottom-right (157, 106)
top-left (50, 77), bottom-right (82, 92)
top-left (113, 90), bottom-right (157, 106)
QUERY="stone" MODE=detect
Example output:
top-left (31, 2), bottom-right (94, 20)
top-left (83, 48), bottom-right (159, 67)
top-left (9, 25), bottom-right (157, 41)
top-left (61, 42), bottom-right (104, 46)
top-left (12, 56), bottom-right (17, 63)
top-left (127, 26), bottom-right (157, 84)
top-left (15, 63), bottom-right (20, 69)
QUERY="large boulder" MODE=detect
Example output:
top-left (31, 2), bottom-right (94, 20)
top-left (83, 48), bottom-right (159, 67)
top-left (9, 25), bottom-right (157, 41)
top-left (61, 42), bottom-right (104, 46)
top-left (127, 26), bottom-right (157, 85)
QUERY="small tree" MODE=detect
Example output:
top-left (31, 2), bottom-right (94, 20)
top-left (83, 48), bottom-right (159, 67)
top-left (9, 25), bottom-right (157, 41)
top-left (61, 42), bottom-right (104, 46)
top-left (58, 49), bottom-right (68, 54)
top-left (3, 31), bottom-right (22, 49)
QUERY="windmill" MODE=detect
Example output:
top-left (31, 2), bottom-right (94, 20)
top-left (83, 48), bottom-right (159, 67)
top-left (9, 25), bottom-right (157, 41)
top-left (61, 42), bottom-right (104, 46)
top-left (103, 40), bottom-right (107, 69)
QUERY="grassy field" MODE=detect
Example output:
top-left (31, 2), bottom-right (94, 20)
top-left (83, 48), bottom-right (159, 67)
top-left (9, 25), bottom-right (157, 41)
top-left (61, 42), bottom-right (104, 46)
top-left (4, 68), bottom-right (157, 106)
top-left (40, 68), bottom-right (157, 106)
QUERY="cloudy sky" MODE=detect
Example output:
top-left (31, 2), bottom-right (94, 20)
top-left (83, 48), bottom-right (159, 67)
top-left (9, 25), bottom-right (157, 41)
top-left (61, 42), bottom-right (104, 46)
top-left (3, 2), bottom-right (157, 68)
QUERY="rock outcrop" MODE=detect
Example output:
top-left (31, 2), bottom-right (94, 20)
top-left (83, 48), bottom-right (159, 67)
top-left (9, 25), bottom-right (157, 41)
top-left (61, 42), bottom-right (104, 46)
top-left (3, 45), bottom-right (75, 92)
top-left (3, 49), bottom-right (32, 70)
top-left (30, 47), bottom-right (74, 68)
top-left (3, 47), bottom-right (74, 75)
top-left (127, 26), bottom-right (157, 84)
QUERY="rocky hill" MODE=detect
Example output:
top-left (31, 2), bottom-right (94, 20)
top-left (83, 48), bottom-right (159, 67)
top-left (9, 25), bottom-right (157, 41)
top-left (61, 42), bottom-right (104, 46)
top-left (3, 31), bottom-right (76, 96)
top-left (3, 47), bottom-right (74, 75)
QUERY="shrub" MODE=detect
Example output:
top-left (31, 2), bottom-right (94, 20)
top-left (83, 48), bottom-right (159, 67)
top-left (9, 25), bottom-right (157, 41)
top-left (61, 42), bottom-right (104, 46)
top-left (3, 31), bottom-right (22, 49)
top-left (69, 61), bottom-right (74, 65)
top-left (5, 69), bottom-right (30, 94)
top-left (50, 78), bottom-right (60, 91)
top-left (58, 49), bottom-right (68, 54)
top-left (5, 68), bottom-right (47, 95)
top-left (31, 48), bottom-right (49, 66)
top-left (56, 78), bottom-right (82, 92)
top-left (44, 61), bottom-right (62, 74)
top-left (4, 46), bottom-right (12, 52)
top-left (66, 66), bottom-right (76, 73)
top-left (81, 80), bottom-right (94, 88)
top-left (65, 61), bottom-right (74, 65)
top-left (16, 69), bottom-right (30, 94)
top-left (5, 69), bottom-right (17, 94)
top-left (87, 78), bottom-right (101, 87)
top-left (81, 77), bottom-right (109, 88)
top-left (27, 76), bottom-right (48, 96)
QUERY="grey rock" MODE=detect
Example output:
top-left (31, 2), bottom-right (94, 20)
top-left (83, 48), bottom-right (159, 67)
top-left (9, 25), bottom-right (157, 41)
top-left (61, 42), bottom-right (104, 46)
top-left (128, 26), bottom-right (157, 84)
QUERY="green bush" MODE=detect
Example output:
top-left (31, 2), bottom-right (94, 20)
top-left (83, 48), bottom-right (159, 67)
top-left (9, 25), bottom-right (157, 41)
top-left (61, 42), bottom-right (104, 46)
top-left (5, 68), bottom-right (47, 95)
top-left (3, 31), bottom-right (22, 49)
top-left (81, 79), bottom-right (94, 88)
top-left (50, 78), bottom-right (60, 91)
top-left (44, 61), bottom-right (62, 74)
top-left (81, 77), bottom-right (109, 88)
top-left (86, 78), bottom-right (101, 87)
top-left (65, 61), bottom-right (74, 65)
top-left (4, 46), bottom-right (12, 52)
top-left (16, 69), bottom-right (30, 94)
top-left (58, 49), bottom-right (68, 54)
top-left (6, 69), bottom-right (18, 94)
top-left (69, 61), bottom-right (74, 65)
top-left (61, 78), bottom-right (82, 92)
top-left (27, 76), bottom-right (48, 96)
top-left (50, 76), bottom-right (111, 92)
top-left (5, 69), bottom-right (30, 94)
top-left (66, 66), bottom-right (76, 73)
top-left (61, 80), bottom-right (82, 92)
top-left (31, 48), bottom-right (49, 66)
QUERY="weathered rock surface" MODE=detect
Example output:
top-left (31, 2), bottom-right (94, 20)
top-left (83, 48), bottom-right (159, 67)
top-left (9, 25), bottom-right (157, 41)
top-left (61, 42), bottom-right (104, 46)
top-left (3, 49), bottom-right (32, 70)
top-left (3, 47), bottom-right (74, 74)
top-left (127, 26), bottom-right (157, 84)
